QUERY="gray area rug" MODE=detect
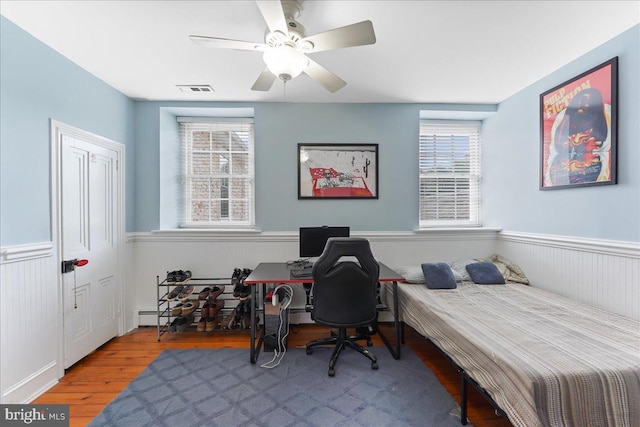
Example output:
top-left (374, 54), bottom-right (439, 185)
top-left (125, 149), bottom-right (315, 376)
top-left (89, 346), bottom-right (466, 427)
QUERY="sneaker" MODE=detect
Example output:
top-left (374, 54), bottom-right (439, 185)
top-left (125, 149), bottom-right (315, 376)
top-left (231, 268), bottom-right (242, 285)
top-left (176, 315), bottom-right (191, 332)
top-left (168, 318), bottom-right (179, 332)
top-left (167, 270), bottom-right (192, 283)
top-left (178, 285), bottom-right (195, 300)
top-left (221, 312), bottom-right (236, 330)
top-left (180, 300), bottom-right (199, 317)
top-left (233, 269), bottom-right (252, 299)
top-left (167, 285), bottom-right (184, 300)
top-left (171, 302), bottom-right (185, 316)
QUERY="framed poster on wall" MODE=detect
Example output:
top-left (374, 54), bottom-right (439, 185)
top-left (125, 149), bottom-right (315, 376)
top-left (298, 143), bottom-right (378, 199)
top-left (540, 57), bottom-right (618, 190)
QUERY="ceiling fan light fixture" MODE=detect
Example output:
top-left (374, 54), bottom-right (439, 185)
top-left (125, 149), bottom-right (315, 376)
top-left (263, 45), bottom-right (308, 81)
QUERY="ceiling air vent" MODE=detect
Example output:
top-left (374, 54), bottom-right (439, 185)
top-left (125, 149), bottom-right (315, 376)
top-left (177, 85), bottom-right (214, 93)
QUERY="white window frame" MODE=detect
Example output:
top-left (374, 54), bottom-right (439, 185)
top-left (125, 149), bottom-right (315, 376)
top-left (178, 117), bottom-right (255, 229)
top-left (419, 120), bottom-right (481, 228)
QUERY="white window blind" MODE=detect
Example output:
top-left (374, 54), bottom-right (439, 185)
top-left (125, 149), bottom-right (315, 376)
top-left (419, 120), bottom-right (481, 227)
top-left (179, 118), bottom-right (255, 228)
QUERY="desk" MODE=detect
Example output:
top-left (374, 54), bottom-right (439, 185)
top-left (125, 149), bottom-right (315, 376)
top-left (244, 262), bottom-right (405, 364)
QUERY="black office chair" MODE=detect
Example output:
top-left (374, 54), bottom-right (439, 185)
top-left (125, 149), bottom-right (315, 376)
top-left (305, 237), bottom-right (380, 376)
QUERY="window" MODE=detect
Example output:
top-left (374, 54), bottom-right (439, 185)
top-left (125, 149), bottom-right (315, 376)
top-left (179, 118), bottom-right (254, 228)
top-left (419, 120), bottom-right (481, 227)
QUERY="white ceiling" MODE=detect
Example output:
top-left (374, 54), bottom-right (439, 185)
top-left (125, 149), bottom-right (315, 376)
top-left (2, 1), bottom-right (639, 104)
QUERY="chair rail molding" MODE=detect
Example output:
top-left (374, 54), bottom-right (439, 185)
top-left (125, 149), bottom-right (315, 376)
top-left (498, 231), bottom-right (640, 258)
top-left (1, 242), bottom-right (54, 264)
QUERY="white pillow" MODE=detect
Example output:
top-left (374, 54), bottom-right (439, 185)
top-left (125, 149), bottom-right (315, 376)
top-left (394, 265), bottom-right (426, 283)
top-left (448, 259), bottom-right (477, 282)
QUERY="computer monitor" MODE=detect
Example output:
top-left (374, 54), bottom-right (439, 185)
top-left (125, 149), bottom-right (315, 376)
top-left (299, 226), bottom-right (350, 258)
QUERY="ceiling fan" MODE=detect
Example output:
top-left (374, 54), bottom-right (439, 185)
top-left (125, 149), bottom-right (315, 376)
top-left (189, 0), bottom-right (376, 93)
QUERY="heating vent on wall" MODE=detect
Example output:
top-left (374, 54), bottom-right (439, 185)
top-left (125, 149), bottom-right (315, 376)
top-left (176, 85), bottom-right (214, 93)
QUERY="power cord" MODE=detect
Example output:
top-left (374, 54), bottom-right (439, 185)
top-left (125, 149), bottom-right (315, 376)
top-left (261, 284), bottom-right (293, 369)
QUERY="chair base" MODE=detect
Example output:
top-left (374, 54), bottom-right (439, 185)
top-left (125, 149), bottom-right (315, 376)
top-left (306, 327), bottom-right (378, 376)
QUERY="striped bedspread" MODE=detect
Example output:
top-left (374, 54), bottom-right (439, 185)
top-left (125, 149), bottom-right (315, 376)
top-left (381, 281), bottom-right (640, 427)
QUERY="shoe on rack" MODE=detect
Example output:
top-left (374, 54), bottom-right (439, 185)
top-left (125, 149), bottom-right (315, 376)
top-left (209, 299), bottom-right (225, 319)
top-left (234, 270), bottom-right (252, 300)
top-left (209, 285), bottom-right (225, 301)
top-left (178, 285), bottom-right (195, 300)
top-left (201, 301), bottom-right (210, 318)
top-left (175, 316), bottom-right (190, 332)
top-left (197, 317), bottom-right (207, 332)
top-left (228, 301), bottom-right (244, 329)
top-left (231, 268), bottom-right (242, 285)
top-left (167, 285), bottom-right (184, 301)
top-left (167, 269), bottom-right (192, 283)
top-left (198, 287), bottom-right (211, 300)
top-left (181, 300), bottom-right (200, 317)
top-left (168, 318), bottom-right (180, 332)
top-left (171, 302), bottom-right (185, 316)
top-left (221, 312), bottom-right (235, 330)
top-left (205, 317), bottom-right (218, 332)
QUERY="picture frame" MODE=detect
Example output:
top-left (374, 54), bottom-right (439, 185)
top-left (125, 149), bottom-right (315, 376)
top-left (298, 143), bottom-right (379, 199)
top-left (540, 57), bottom-right (618, 190)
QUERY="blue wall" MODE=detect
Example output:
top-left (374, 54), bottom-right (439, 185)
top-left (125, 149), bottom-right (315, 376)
top-left (0, 17), bottom-right (135, 246)
top-left (482, 25), bottom-right (639, 243)
top-left (135, 101), bottom-right (426, 232)
top-left (2, 14), bottom-right (638, 245)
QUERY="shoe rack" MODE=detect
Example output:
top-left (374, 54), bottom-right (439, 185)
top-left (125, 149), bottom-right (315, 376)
top-left (156, 273), bottom-right (256, 341)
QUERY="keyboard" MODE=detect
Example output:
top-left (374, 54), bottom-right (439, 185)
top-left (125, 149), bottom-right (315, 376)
top-left (290, 266), bottom-right (313, 278)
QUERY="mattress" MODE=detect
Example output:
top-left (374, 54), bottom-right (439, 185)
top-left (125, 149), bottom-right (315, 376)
top-left (380, 281), bottom-right (640, 427)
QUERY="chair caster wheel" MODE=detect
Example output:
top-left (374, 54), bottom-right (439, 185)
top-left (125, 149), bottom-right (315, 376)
top-left (306, 347), bottom-right (313, 355)
top-left (372, 362), bottom-right (378, 370)
top-left (367, 339), bottom-right (373, 346)
top-left (328, 368), bottom-right (335, 377)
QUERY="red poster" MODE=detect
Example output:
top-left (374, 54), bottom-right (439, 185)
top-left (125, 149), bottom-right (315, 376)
top-left (540, 57), bottom-right (617, 189)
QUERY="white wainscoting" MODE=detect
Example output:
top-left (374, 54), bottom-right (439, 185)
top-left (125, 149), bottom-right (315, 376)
top-left (497, 231), bottom-right (640, 321)
top-left (0, 242), bottom-right (60, 404)
top-left (129, 229), bottom-right (501, 326)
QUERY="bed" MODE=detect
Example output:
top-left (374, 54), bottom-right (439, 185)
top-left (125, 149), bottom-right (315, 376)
top-left (380, 271), bottom-right (640, 427)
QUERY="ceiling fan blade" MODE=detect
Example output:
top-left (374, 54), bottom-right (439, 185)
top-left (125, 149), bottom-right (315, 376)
top-left (303, 58), bottom-right (346, 93)
top-left (256, 1), bottom-right (288, 36)
top-left (189, 35), bottom-right (266, 51)
top-left (251, 68), bottom-right (277, 91)
top-left (303, 20), bottom-right (376, 53)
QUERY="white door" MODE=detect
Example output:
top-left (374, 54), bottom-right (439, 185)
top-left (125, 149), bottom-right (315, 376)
top-left (61, 134), bottom-right (120, 368)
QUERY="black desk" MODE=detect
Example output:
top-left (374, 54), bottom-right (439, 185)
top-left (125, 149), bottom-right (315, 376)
top-left (244, 262), bottom-right (405, 364)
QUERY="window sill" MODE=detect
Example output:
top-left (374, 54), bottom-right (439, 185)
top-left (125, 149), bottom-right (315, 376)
top-left (153, 228), bottom-right (262, 235)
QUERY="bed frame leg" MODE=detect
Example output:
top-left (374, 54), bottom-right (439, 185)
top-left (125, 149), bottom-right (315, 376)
top-left (460, 371), bottom-right (468, 425)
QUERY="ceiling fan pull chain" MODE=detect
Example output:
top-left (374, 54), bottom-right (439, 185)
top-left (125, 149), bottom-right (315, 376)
top-left (283, 79), bottom-right (287, 102)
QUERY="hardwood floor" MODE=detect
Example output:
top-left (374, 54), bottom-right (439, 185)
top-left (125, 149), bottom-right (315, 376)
top-left (33, 323), bottom-right (512, 427)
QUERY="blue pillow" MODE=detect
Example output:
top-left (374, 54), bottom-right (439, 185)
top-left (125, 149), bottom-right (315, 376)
top-left (421, 263), bottom-right (457, 289)
top-left (465, 262), bottom-right (505, 284)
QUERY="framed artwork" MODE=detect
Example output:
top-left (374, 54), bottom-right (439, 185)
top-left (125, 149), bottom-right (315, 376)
top-left (298, 143), bottom-right (378, 199)
top-left (540, 57), bottom-right (618, 190)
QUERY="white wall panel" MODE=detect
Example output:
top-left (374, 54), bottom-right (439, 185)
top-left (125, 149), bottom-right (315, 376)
top-left (497, 232), bottom-right (640, 320)
top-left (130, 229), bottom-right (500, 325)
top-left (0, 243), bottom-right (59, 403)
